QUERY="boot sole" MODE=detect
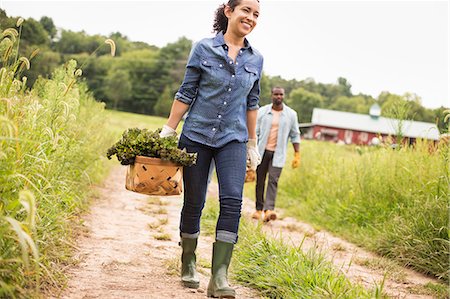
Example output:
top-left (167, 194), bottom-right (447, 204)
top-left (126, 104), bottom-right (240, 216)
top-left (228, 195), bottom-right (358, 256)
top-left (182, 280), bottom-right (199, 289)
top-left (207, 289), bottom-right (236, 298)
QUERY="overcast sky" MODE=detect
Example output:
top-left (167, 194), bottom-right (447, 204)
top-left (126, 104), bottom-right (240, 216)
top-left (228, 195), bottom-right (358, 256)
top-left (1, 0), bottom-right (448, 109)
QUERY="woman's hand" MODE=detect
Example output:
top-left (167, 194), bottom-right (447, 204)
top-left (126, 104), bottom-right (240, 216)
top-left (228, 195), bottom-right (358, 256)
top-left (159, 125), bottom-right (177, 138)
top-left (246, 139), bottom-right (261, 171)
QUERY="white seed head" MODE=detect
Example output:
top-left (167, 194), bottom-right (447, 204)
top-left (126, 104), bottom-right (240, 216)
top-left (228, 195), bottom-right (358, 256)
top-left (105, 39), bottom-right (116, 57)
top-left (444, 110), bottom-right (450, 123)
top-left (19, 57), bottom-right (31, 70)
top-left (2, 28), bottom-right (19, 40)
top-left (75, 69), bottom-right (83, 77)
top-left (16, 18), bottom-right (24, 27)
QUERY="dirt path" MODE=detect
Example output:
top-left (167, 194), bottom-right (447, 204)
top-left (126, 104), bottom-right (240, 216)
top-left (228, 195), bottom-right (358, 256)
top-left (54, 166), bottom-right (442, 299)
top-left (53, 166), bottom-right (257, 299)
top-left (240, 202), bottom-right (440, 299)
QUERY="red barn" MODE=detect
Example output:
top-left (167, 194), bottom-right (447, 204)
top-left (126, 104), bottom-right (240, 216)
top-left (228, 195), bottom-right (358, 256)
top-left (299, 106), bottom-right (440, 145)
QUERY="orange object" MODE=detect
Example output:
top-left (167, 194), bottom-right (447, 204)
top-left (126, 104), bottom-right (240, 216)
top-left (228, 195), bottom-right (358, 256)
top-left (291, 151), bottom-right (301, 169)
top-left (252, 210), bottom-right (263, 220)
top-left (125, 156), bottom-right (183, 196)
top-left (245, 169), bottom-right (256, 183)
top-left (264, 210), bottom-right (277, 222)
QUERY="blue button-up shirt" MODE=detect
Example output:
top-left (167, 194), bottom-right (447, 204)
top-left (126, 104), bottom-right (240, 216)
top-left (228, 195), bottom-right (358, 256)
top-left (175, 32), bottom-right (264, 148)
top-left (256, 103), bottom-right (301, 168)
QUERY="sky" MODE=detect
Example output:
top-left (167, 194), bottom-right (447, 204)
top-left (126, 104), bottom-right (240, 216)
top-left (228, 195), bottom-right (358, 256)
top-left (1, 0), bottom-right (448, 109)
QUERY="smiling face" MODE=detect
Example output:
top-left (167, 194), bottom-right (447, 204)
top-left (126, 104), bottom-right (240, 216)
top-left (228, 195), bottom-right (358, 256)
top-left (225, 0), bottom-right (260, 38)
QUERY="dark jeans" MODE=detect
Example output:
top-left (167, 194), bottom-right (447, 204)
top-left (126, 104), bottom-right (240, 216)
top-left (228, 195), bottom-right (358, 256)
top-left (178, 134), bottom-right (246, 244)
top-left (255, 150), bottom-right (283, 211)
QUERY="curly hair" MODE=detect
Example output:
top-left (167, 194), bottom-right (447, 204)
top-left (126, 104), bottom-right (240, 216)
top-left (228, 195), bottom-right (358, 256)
top-left (212, 0), bottom-right (242, 34)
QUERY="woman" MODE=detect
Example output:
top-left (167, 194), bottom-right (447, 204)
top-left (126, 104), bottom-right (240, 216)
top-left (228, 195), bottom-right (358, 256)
top-left (160, 0), bottom-right (262, 297)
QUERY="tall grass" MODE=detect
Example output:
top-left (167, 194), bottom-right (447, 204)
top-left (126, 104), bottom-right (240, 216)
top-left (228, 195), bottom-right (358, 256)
top-left (1, 24), bottom-right (114, 297)
top-left (276, 140), bottom-right (449, 281)
top-left (234, 221), bottom-right (385, 299)
top-left (200, 198), bottom-right (383, 298)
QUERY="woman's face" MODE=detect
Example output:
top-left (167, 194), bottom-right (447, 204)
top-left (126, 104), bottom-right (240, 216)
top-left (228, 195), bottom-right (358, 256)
top-left (225, 0), bottom-right (260, 38)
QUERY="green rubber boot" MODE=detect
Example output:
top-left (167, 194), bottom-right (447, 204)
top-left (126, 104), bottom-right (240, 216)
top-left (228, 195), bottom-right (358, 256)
top-left (207, 241), bottom-right (235, 298)
top-left (181, 238), bottom-right (199, 289)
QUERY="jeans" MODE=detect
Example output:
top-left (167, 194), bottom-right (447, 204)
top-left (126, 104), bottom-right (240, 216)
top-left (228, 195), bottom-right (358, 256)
top-left (255, 150), bottom-right (283, 211)
top-left (178, 134), bottom-right (246, 244)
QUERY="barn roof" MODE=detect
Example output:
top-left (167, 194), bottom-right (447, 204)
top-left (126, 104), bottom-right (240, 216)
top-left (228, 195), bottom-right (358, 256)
top-left (311, 108), bottom-right (440, 140)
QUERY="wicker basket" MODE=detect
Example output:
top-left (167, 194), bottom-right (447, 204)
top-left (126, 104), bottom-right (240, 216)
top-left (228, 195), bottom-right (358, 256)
top-left (125, 156), bottom-right (183, 196)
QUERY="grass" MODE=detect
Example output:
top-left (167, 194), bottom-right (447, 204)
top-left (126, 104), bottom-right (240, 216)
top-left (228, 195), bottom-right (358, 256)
top-left (408, 282), bottom-right (450, 298)
top-left (200, 197), bottom-right (384, 298)
top-left (3, 21), bottom-right (446, 296)
top-left (254, 139), bottom-right (450, 283)
top-left (104, 109), bottom-right (170, 140)
top-left (154, 233), bottom-right (171, 241)
top-left (235, 220), bottom-right (385, 299)
top-left (353, 257), bottom-right (407, 283)
top-left (0, 25), bottom-right (172, 297)
top-left (0, 32), bottom-right (115, 296)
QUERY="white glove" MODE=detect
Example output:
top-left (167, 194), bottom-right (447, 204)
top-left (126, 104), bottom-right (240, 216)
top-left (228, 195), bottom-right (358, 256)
top-left (246, 139), bottom-right (261, 171)
top-left (159, 125), bottom-right (177, 138)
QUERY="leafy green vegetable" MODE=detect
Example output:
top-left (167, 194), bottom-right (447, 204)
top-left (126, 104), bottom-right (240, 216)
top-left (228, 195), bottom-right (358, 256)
top-left (106, 128), bottom-right (197, 167)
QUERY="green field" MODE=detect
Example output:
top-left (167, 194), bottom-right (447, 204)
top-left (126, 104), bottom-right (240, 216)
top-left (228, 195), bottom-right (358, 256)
top-left (244, 139), bottom-right (449, 283)
top-left (1, 26), bottom-right (448, 297)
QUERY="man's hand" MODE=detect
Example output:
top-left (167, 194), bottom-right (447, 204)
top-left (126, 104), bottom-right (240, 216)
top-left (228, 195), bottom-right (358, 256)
top-left (159, 124), bottom-right (177, 138)
top-left (291, 151), bottom-right (301, 169)
top-left (246, 139), bottom-right (261, 171)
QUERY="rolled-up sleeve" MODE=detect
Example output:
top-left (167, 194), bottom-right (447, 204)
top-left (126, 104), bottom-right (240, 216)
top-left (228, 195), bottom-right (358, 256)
top-left (289, 110), bottom-right (301, 144)
top-left (246, 56), bottom-right (263, 111)
top-left (175, 44), bottom-right (201, 105)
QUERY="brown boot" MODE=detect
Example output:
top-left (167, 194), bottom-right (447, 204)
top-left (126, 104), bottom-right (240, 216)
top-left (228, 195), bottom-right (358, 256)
top-left (252, 210), bottom-right (263, 220)
top-left (264, 210), bottom-right (277, 222)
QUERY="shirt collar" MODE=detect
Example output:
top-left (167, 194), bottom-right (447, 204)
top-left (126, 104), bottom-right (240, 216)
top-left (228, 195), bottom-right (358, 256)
top-left (213, 31), bottom-right (254, 53)
top-left (269, 103), bottom-right (286, 114)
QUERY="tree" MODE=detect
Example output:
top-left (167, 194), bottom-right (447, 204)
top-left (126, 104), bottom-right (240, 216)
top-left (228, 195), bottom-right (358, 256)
top-left (286, 87), bottom-right (324, 123)
top-left (20, 18), bottom-right (49, 46)
top-left (154, 85), bottom-right (175, 117)
top-left (330, 95), bottom-right (375, 114)
top-left (103, 68), bottom-right (132, 110)
top-left (24, 49), bottom-right (61, 87)
top-left (382, 94), bottom-right (412, 145)
top-left (157, 37), bottom-right (192, 86)
top-left (0, 9), bottom-right (15, 29)
top-left (39, 16), bottom-right (56, 39)
top-left (433, 106), bottom-right (449, 133)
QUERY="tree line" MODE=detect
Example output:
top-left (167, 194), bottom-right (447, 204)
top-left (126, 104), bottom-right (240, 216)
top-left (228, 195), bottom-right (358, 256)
top-left (1, 10), bottom-right (448, 132)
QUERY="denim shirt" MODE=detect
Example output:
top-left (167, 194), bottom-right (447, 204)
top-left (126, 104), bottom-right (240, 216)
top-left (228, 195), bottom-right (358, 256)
top-left (256, 103), bottom-right (301, 168)
top-left (175, 31), bottom-right (264, 148)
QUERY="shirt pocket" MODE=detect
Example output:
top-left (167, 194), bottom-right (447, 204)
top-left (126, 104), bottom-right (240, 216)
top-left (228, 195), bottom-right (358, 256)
top-left (240, 63), bottom-right (259, 89)
top-left (200, 57), bottom-right (225, 87)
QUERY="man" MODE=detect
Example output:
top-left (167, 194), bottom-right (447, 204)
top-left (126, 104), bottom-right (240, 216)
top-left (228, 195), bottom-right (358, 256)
top-left (252, 87), bottom-right (301, 222)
